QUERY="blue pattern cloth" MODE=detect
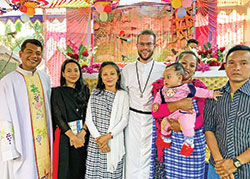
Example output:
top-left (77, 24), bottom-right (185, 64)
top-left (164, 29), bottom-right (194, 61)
top-left (164, 128), bottom-right (206, 179)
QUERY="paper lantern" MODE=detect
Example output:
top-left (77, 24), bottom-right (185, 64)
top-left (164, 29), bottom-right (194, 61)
top-left (182, 0), bottom-right (192, 8)
top-left (177, 6), bottom-right (186, 17)
top-left (95, 4), bottom-right (104, 13)
top-left (104, 5), bottom-right (112, 13)
top-left (171, 0), bottom-right (182, 9)
top-left (99, 12), bottom-right (108, 22)
top-left (20, 13), bottom-right (30, 22)
top-left (19, 5), bottom-right (27, 13)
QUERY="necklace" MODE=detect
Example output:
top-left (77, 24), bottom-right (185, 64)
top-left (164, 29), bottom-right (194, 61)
top-left (136, 60), bottom-right (155, 98)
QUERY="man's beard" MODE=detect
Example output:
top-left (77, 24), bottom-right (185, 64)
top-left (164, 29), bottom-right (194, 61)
top-left (138, 50), bottom-right (154, 62)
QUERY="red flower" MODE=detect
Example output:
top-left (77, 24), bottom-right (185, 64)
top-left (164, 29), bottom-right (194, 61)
top-left (207, 49), bottom-right (212, 54)
top-left (219, 47), bottom-right (225, 53)
top-left (209, 61), bottom-right (220, 66)
top-left (197, 50), bottom-right (203, 55)
top-left (66, 52), bottom-right (73, 57)
top-left (72, 54), bottom-right (79, 60)
top-left (82, 50), bottom-right (89, 57)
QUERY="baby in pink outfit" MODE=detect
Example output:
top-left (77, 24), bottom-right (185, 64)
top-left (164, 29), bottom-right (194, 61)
top-left (152, 63), bottom-right (222, 156)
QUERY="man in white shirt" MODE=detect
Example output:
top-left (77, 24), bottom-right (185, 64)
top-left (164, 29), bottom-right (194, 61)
top-left (0, 39), bottom-right (53, 179)
top-left (122, 30), bottom-right (165, 179)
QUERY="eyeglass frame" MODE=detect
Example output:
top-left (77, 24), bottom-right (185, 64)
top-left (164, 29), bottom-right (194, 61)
top-left (137, 42), bottom-right (156, 47)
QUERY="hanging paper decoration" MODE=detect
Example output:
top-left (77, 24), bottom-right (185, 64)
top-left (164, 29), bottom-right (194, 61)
top-left (93, 0), bottom-right (121, 14)
top-left (12, 0), bottom-right (49, 8)
top-left (171, 0), bottom-right (182, 9)
top-left (49, 0), bottom-right (94, 8)
top-left (182, 0), bottom-right (192, 8)
top-left (20, 13), bottom-right (30, 22)
top-left (0, 0), bottom-right (20, 15)
top-left (177, 6), bottom-right (186, 17)
top-left (99, 11), bottom-right (108, 21)
top-left (9, 3), bottom-right (20, 11)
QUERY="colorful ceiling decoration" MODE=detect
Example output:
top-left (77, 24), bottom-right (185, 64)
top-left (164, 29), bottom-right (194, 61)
top-left (48, 0), bottom-right (94, 8)
top-left (12, 0), bottom-right (49, 8)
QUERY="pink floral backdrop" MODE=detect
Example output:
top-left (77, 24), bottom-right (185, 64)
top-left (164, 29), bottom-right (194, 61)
top-left (195, 0), bottom-right (247, 48)
top-left (43, 8), bottom-right (91, 86)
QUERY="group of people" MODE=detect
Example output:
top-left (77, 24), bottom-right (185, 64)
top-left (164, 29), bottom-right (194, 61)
top-left (0, 29), bottom-right (249, 179)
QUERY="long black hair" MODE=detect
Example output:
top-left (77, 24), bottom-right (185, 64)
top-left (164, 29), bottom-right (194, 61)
top-left (60, 59), bottom-right (89, 104)
top-left (96, 61), bottom-right (122, 94)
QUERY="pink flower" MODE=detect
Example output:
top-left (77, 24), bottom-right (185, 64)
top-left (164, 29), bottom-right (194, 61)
top-left (196, 62), bottom-right (210, 72)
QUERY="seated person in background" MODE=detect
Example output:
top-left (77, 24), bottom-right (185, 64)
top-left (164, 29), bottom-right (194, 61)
top-left (186, 39), bottom-right (199, 51)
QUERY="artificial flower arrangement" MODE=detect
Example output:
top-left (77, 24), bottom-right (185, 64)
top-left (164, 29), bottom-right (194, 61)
top-left (57, 40), bottom-right (100, 73)
top-left (196, 42), bottom-right (226, 72)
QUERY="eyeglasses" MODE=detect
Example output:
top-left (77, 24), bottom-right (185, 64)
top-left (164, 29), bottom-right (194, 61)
top-left (137, 42), bottom-right (155, 47)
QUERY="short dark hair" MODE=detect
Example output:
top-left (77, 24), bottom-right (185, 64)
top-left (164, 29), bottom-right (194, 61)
top-left (96, 61), bottom-right (122, 93)
top-left (166, 62), bottom-right (185, 78)
top-left (137, 30), bottom-right (156, 44)
top-left (225, 45), bottom-right (250, 62)
top-left (21, 39), bottom-right (43, 52)
top-left (187, 39), bottom-right (198, 46)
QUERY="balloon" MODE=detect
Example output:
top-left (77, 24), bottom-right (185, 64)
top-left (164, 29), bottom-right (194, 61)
top-left (182, 0), bottom-right (192, 8)
top-left (27, 7), bottom-right (35, 17)
top-left (19, 5), bottom-right (27, 13)
top-left (20, 13), bottom-right (30, 22)
top-left (171, 0), bottom-right (182, 9)
top-left (104, 5), bottom-right (112, 13)
top-left (177, 6), bottom-right (186, 18)
top-left (95, 4), bottom-right (104, 13)
top-left (99, 12), bottom-right (108, 21)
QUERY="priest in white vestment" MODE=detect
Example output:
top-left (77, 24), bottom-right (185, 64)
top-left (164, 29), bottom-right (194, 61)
top-left (122, 30), bottom-right (165, 179)
top-left (0, 39), bottom-right (53, 179)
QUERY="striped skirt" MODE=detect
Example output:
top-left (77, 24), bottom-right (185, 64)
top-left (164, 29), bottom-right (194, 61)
top-left (150, 121), bottom-right (206, 179)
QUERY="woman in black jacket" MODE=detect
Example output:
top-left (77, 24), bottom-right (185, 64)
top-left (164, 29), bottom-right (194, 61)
top-left (51, 59), bottom-right (90, 179)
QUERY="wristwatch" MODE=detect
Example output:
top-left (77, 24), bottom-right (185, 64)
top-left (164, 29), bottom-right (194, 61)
top-left (233, 158), bottom-right (243, 170)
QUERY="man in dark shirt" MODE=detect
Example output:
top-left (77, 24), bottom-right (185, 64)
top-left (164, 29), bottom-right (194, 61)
top-left (204, 45), bottom-right (250, 179)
